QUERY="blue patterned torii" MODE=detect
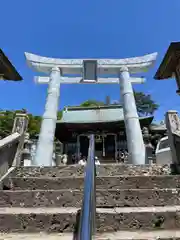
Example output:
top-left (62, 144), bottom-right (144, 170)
top-left (25, 52), bottom-right (157, 166)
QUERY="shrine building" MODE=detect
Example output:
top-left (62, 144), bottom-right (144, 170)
top-left (55, 105), bottom-right (164, 163)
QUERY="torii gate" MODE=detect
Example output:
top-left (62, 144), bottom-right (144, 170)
top-left (25, 52), bottom-right (157, 166)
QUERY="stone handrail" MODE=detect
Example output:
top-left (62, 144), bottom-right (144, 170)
top-left (0, 113), bottom-right (28, 179)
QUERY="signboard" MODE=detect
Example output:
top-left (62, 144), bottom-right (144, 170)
top-left (83, 60), bottom-right (97, 81)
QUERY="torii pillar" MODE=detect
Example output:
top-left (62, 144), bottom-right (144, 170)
top-left (119, 66), bottom-right (145, 164)
top-left (25, 52), bottom-right (157, 166)
top-left (34, 67), bottom-right (61, 166)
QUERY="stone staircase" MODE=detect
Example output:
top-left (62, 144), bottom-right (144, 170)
top-left (1, 164), bottom-right (180, 239)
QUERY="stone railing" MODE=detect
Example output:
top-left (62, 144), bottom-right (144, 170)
top-left (0, 113), bottom-right (28, 179)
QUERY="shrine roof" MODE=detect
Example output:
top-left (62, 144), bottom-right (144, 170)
top-left (0, 49), bottom-right (22, 81)
top-left (149, 122), bottom-right (167, 132)
top-left (57, 105), bottom-right (153, 124)
top-left (154, 42), bottom-right (180, 80)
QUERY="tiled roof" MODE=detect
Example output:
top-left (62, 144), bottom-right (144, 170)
top-left (57, 106), bottom-right (153, 124)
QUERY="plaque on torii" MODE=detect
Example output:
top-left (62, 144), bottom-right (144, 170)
top-left (25, 52), bottom-right (157, 166)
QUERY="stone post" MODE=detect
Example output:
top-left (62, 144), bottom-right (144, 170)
top-left (119, 66), bottom-right (145, 165)
top-left (34, 67), bottom-right (61, 166)
top-left (142, 127), bottom-right (154, 164)
top-left (12, 113), bottom-right (29, 135)
top-left (77, 135), bottom-right (80, 162)
top-left (165, 110), bottom-right (180, 172)
top-left (102, 134), bottom-right (105, 157)
top-left (12, 113), bottom-right (29, 167)
top-left (114, 134), bottom-right (118, 162)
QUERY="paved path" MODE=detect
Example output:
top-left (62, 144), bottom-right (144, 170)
top-left (1, 205), bottom-right (180, 214)
top-left (1, 230), bottom-right (180, 239)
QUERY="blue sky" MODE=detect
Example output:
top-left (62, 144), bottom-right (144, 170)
top-left (1, 0), bottom-right (180, 121)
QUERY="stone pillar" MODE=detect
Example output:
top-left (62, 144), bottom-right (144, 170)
top-left (119, 66), bottom-right (145, 165)
top-left (22, 133), bottom-right (33, 166)
top-left (114, 134), bottom-right (118, 162)
top-left (165, 110), bottom-right (180, 170)
top-left (34, 67), bottom-right (61, 166)
top-left (12, 113), bottom-right (29, 135)
top-left (102, 134), bottom-right (105, 157)
top-left (77, 135), bottom-right (80, 162)
top-left (142, 127), bottom-right (154, 164)
top-left (12, 113), bottom-right (29, 167)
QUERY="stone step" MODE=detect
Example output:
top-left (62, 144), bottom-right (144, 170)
top-left (1, 230), bottom-right (180, 239)
top-left (0, 206), bottom-right (180, 233)
top-left (1, 189), bottom-right (180, 208)
top-left (8, 164), bottom-right (171, 178)
top-left (3, 175), bottom-right (180, 190)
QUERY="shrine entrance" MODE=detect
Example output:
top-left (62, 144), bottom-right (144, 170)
top-left (79, 133), bottom-right (117, 163)
top-left (95, 135), bottom-right (103, 159)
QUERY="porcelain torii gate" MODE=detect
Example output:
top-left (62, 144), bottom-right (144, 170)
top-left (25, 52), bottom-right (157, 166)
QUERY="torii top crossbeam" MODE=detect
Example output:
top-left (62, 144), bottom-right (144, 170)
top-left (25, 52), bottom-right (157, 75)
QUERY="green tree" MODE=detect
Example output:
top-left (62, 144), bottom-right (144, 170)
top-left (28, 114), bottom-right (42, 137)
top-left (0, 108), bottom-right (63, 138)
top-left (134, 91), bottom-right (159, 116)
top-left (79, 92), bottom-right (159, 117)
top-left (0, 109), bottom-right (41, 138)
top-left (80, 100), bottom-right (104, 107)
top-left (57, 110), bottom-right (63, 120)
top-left (0, 110), bottom-right (15, 137)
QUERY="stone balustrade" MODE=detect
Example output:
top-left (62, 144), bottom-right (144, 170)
top-left (0, 113), bottom-right (28, 180)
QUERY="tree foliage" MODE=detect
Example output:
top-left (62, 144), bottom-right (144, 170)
top-left (28, 114), bottom-right (42, 137)
top-left (0, 110), bottom-right (41, 138)
top-left (0, 109), bottom-right (64, 138)
top-left (57, 110), bottom-right (63, 120)
top-left (0, 110), bottom-right (15, 138)
top-left (80, 100), bottom-right (105, 107)
top-left (134, 91), bottom-right (159, 116)
top-left (80, 92), bottom-right (159, 117)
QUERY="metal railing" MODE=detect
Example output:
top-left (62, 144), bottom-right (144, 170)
top-left (77, 134), bottom-right (96, 240)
